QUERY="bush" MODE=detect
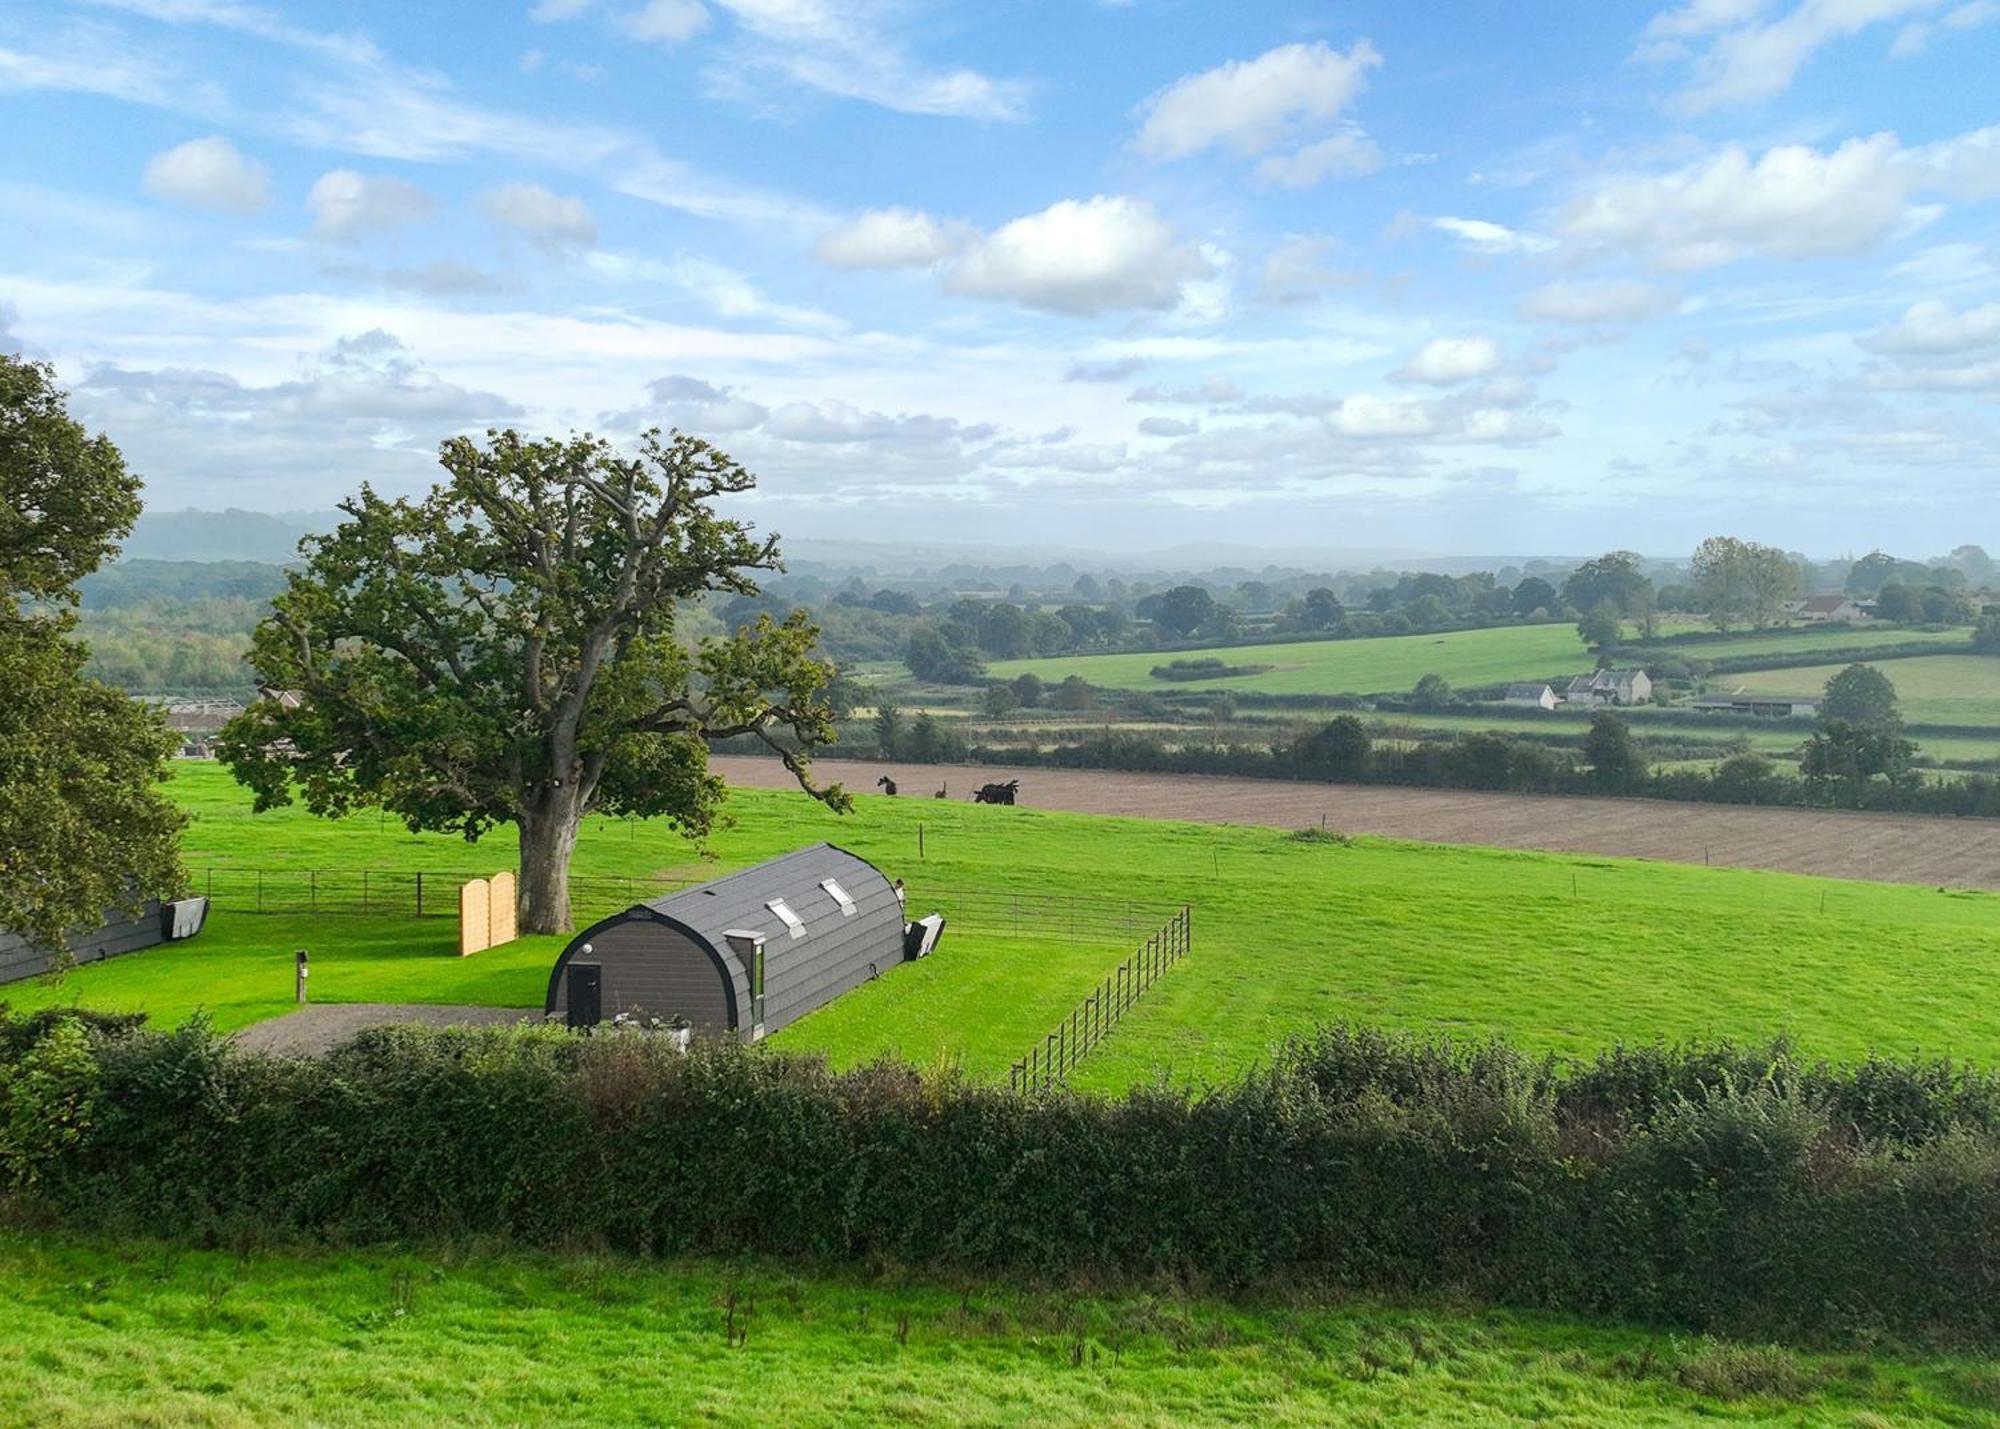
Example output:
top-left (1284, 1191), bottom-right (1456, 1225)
top-left (6, 1013), bottom-right (1999, 1344)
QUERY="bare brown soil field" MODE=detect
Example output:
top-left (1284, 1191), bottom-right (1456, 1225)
top-left (713, 755), bottom-right (2000, 892)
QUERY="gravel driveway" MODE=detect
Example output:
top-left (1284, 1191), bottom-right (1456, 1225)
top-left (233, 1003), bottom-right (541, 1057)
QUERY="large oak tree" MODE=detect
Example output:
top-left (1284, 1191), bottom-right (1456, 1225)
top-left (219, 428), bottom-right (849, 934)
top-left (0, 355), bottom-right (185, 949)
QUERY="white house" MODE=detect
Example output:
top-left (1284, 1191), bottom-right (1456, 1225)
top-left (1786, 595), bottom-right (1868, 623)
top-left (1564, 668), bottom-right (1653, 706)
top-left (1503, 682), bottom-right (1558, 710)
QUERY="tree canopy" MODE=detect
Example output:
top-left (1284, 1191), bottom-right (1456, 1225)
top-left (1819, 664), bottom-right (1901, 729)
top-left (219, 427), bottom-right (847, 933)
top-left (1562, 552), bottom-right (1653, 620)
top-left (0, 355), bottom-right (184, 949)
top-left (1689, 536), bottom-right (1800, 630)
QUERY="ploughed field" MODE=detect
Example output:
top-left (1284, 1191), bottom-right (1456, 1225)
top-left (10, 1233), bottom-right (1996, 1427)
top-left (12, 762), bottom-right (2000, 1094)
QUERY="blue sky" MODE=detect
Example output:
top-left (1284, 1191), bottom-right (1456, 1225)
top-left (2, 0), bottom-right (1997, 557)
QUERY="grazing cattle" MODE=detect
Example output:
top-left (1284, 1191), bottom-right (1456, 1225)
top-left (971, 780), bottom-right (1019, 805)
top-left (876, 775), bottom-right (898, 796)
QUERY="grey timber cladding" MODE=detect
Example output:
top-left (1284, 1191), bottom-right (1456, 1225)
top-left (0, 902), bottom-right (165, 988)
top-left (545, 843), bottom-right (905, 1037)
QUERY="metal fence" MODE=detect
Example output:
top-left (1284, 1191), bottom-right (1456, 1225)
top-left (1009, 905), bottom-right (1191, 1094)
top-left (184, 866), bottom-right (1173, 945)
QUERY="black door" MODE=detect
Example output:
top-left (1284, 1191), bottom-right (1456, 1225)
top-left (567, 964), bottom-right (602, 1028)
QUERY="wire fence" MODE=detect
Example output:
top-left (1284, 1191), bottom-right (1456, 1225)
top-left (183, 866), bottom-right (1175, 945)
top-left (1009, 905), bottom-right (1191, 1094)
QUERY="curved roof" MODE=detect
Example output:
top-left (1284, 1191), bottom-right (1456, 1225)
top-left (640, 843), bottom-right (898, 955)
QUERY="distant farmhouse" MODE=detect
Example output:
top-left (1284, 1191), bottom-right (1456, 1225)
top-left (149, 697), bottom-right (246, 757)
top-left (1504, 682), bottom-right (1559, 710)
top-left (1564, 668), bottom-right (1653, 707)
top-left (1785, 595), bottom-right (1870, 623)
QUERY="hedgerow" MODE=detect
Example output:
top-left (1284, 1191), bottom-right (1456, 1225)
top-left (4, 1013), bottom-right (1997, 1345)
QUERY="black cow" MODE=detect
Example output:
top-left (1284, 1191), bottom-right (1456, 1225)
top-left (971, 780), bottom-right (1019, 805)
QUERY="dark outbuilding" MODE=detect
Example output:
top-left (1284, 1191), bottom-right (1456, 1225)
top-left (545, 843), bottom-right (921, 1038)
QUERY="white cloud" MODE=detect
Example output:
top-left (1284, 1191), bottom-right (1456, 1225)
top-left (942, 196), bottom-right (1213, 315)
top-left (1392, 337), bottom-right (1502, 384)
top-left (1430, 216), bottom-right (1556, 254)
top-left (1518, 279), bottom-right (1682, 324)
top-left (1919, 124), bottom-right (2000, 199)
top-left (480, 181), bottom-right (597, 249)
top-left (141, 135), bottom-right (268, 214)
top-left (1890, 0), bottom-right (1999, 54)
top-left (616, 374), bottom-right (769, 432)
top-left (1130, 377), bottom-right (1243, 404)
top-left (584, 251), bottom-right (843, 330)
top-left (1253, 131), bottom-right (1384, 188)
top-left (1138, 415), bottom-right (1199, 437)
top-left (616, 0), bottom-right (712, 44)
top-left (306, 169), bottom-right (437, 240)
top-left (1859, 299), bottom-right (2000, 354)
top-left (701, 1), bottom-right (1028, 121)
top-left (1134, 40), bottom-right (1381, 160)
top-left (1064, 356), bottom-right (1148, 383)
top-left (814, 207), bottom-right (967, 269)
top-left (1558, 134), bottom-right (1917, 267)
top-left (1650, 0), bottom-right (1941, 114)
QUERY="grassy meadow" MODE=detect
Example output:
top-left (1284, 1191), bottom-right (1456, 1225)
top-left (1729, 654), bottom-right (2000, 729)
top-left (10, 764), bottom-right (2000, 1090)
top-left (10, 1233), bottom-right (1998, 1427)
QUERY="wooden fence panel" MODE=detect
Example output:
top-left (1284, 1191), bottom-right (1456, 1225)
top-left (487, 871), bottom-right (517, 947)
top-left (458, 878), bottom-right (490, 957)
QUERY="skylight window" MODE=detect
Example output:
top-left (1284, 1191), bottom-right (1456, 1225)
top-left (767, 898), bottom-right (805, 939)
top-left (820, 877), bottom-right (856, 916)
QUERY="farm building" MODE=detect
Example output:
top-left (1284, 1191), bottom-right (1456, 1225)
top-left (1564, 668), bottom-right (1653, 707)
top-left (544, 844), bottom-right (934, 1038)
top-left (1504, 682), bottom-right (1559, 710)
top-left (1692, 694), bottom-right (1819, 719)
top-left (0, 897), bottom-right (209, 988)
top-left (1784, 595), bottom-right (1870, 623)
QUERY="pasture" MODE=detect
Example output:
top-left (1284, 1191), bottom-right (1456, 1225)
top-left (9, 1234), bottom-right (1995, 1427)
top-left (1730, 654), bottom-right (2000, 729)
top-left (12, 763), bottom-right (2000, 1092)
top-left (985, 622), bottom-right (1973, 698)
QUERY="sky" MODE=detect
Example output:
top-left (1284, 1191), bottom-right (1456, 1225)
top-left (1, 0), bottom-right (1997, 559)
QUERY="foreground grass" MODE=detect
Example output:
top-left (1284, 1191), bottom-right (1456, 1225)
top-left (11, 765), bottom-right (2000, 1087)
top-left (2, 1232), bottom-right (1995, 1427)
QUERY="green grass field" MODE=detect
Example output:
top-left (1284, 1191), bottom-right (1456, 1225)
top-left (10, 765), bottom-right (2000, 1092)
top-left (984, 623), bottom-right (1972, 699)
top-left (9, 1233), bottom-right (1996, 1427)
top-left (1730, 655), bottom-right (2000, 729)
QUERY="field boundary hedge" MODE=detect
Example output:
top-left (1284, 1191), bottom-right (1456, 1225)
top-left (4, 1014), bottom-right (1998, 1347)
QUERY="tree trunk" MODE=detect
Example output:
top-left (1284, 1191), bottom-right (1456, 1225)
top-left (518, 795), bottom-right (583, 934)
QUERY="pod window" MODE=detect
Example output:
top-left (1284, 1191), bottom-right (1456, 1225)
top-left (820, 878), bottom-right (856, 916)
top-left (767, 898), bottom-right (805, 939)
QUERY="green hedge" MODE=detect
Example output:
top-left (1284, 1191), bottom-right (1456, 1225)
top-left (5, 1014), bottom-right (1999, 1345)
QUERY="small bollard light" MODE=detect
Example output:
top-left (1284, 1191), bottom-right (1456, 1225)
top-left (295, 948), bottom-right (310, 1004)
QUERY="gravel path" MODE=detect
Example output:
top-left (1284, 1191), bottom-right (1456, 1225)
top-left (233, 1003), bottom-right (540, 1057)
top-left (713, 755), bottom-right (2000, 891)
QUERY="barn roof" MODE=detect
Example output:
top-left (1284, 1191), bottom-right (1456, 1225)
top-left (645, 841), bottom-right (896, 948)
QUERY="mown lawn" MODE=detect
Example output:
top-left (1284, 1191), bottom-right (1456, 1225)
top-left (3, 1233), bottom-right (1996, 1427)
top-left (10, 765), bottom-right (2000, 1092)
top-left (1730, 655), bottom-right (2000, 728)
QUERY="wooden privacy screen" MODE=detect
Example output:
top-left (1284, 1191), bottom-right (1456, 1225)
top-left (458, 872), bottom-right (519, 956)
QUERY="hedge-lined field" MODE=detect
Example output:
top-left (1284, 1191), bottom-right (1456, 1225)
top-left (8, 1233), bottom-right (1995, 1426)
top-left (986, 623), bottom-right (1971, 697)
top-left (1731, 655), bottom-right (2000, 729)
top-left (9, 765), bottom-right (2000, 1090)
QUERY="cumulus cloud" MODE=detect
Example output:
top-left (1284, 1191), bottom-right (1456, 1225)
top-left (1518, 279), bottom-right (1682, 324)
top-left (1064, 356), bottom-right (1149, 383)
top-left (1429, 216), bottom-right (1556, 254)
top-left (1859, 299), bottom-right (2000, 355)
top-left (1253, 131), bottom-right (1384, 188)
top-left (814, 207), bottom-right (968, 269)
top-left (479, 181), bottom-right (597, 250)
top-left (1919, 124), bottom-right (2000, 199)
top-left (1135, 40), bottom-right (1381, 159)
top-left (941, 196), bottom-right (1212, 315)
top-left (307, 169), bottom-right (437, 240)
top-left (619, 374), bottom-right (769, 432)
top-left (1138, 415), bottom-right (1199, 437)
top-left (1129, 377), bottom-right (1244, 404)
top-left (141, 135), bottom-right (269, 214)
top-left (615, 0), bottom-right (711, 44)
top-left (1392, 337), bottom-right (1502, 385)
top-left (1558, 134), bottom-right (1917, 267)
